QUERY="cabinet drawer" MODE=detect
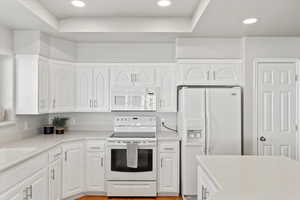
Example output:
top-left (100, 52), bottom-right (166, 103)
top-left (48, 146), bottom-right (62, 163)
top-left (159, 142), bottom-right (178, 153)
top-left (86, 141), bottom-right (105, 152)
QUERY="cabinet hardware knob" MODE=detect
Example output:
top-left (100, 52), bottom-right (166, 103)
top-left (260, 136), bottom-right (266, 142)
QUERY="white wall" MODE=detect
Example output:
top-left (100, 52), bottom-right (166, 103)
top-left (0, 26), bottom-right (48, 145)
top-left (176, 38), bottom-right (243, 59)
top-left (76, 42), bottom-right (175, 62)
top-left (243, 37), bottom-right (300, 155)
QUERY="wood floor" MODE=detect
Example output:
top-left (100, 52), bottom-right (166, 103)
top-left (77, 196), bottom-right (182, 200)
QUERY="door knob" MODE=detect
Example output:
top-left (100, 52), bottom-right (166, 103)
top-left (260, 136), bottom-right (266, 142)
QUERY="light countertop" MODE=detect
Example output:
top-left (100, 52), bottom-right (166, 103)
top-left (196, 155), bottom-right (300, 200)
top-left (0, 130), bottom-right (180, 172)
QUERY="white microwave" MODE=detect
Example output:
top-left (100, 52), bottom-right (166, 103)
top-left (111, 87), bottom-right (157, 111)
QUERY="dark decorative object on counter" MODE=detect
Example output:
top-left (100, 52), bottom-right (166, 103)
top-left (52, 117), bottom-right (69, 135)
top-left (43, 125), bottom-right (54, 134)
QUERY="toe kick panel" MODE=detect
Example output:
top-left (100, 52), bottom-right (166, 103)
top-left (107, 181), bottom-right (157, 197)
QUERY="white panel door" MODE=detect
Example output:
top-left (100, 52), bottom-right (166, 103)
top-left (38, 58), bottom-right (49, 113)
top-left (86, 152), bottom-right (105, 192)
top-left (62, 142), bottom-right (84, 198)
top-left (206, 88), bottom-right (242, 155)
top-left (75, 66), bottom-right (94, 112)
top-left (257, 62), bottom-right (297, 159)
top-left (49, 159), bottom-right (62, 200)
top-left (180, 64), bottom-right (211, 85)
top-left (158, 153), bottom-right (178, 193)
top-left (157, 66), bottom-right (177, 112)
top-left (93, 67), bottom-right (110, 112)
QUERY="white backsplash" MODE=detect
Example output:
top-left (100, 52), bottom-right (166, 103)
top-left (49, 112), bottom-right (177, 133)
top-left (0, 115), bottom-right (48, 145)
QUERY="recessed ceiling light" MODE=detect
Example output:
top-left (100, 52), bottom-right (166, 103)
top-left (157, 0), bottom-right (172, 7)
top-left (243, 18), bottom-right (258, 25)
top-left (71, 0), bottom-right (86, 8)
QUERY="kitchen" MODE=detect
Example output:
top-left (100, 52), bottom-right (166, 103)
top-left (1, 0), bottom-right (300, 200)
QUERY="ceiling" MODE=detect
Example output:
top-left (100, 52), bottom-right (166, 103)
top-left (39, 0), bottom-right (200, 18)
top-left (0, 0), bottom-right (300, 42)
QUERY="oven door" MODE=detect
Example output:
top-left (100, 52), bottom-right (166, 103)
top-left (106, 144), bottom-right (157, 181)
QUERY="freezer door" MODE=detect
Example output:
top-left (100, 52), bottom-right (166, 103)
top-left (206, 87), bottom-right (242, 155)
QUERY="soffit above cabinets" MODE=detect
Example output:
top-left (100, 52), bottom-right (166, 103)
top-left (38, 0), bottom-right (200, 18)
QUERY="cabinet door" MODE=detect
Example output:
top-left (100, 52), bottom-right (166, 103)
top-left (86, 152), bottom-right (105, 192)
top-left (0, 184), bottom-right (24, 200)
top-left (62, 142), bottom-right (84, 199)
top-left (133, 66), bottom-right (156, 86)
top-left (75, 66), bottom-right (94, 112)
top-left (50, 61), bottom-right (75, 113)
top-left (111, 66), bottom-right (133, 87)
top-left (211, 63), bottom-right (241, 84)
top-left (29, 169), bottom-right (48, 200)
top-left (49, 159), bottom-right (62, 200)
top-left (157, 66), bottom-right (177, 112)
top-left (38, 58), bottom-right (49, 113)
top-left (93, 67), bottom-right (110, 112)
top-left (180, 64), bottom-right (211, 85)
top-left (158, 153), bottom-right (179, 193)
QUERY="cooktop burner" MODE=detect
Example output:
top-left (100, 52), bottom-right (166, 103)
top-left (110, 132), bottom-right (156, 138)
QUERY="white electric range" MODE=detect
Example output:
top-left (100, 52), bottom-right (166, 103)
top-left (106, 116), bottom-right (158, 197)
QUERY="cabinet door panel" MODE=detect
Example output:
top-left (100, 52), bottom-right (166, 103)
top-left (133, 66), bottom-right (156, 86)
top-left (94, 67), bottom-right (110, 112)
top-left (0, 185), bottom-right (24, 200)
top-left (181, 64), bottom-right (211, 84)
top-left (50, 61), bottom-right (75, 113)
top-left (75, 66), bottom-right (93, 111)
top-left (157, 66), bottom-right (177, 112)
top-left (86, 152), bottom-right (105, 192)
top-left (49, 159), bottom-right (62, 200)
top-left (38, 58), bottom-right (49, 113)
top-left (158, 152), bottom-right (179, 193)
top-left (211, 63), bottom-right (240, 84)
top-left (62, 142), bottom-right (84, 198)
top-left (111, 66), bottom-right (133, 86)
top-left (30, 169), bottom-right (48, 200)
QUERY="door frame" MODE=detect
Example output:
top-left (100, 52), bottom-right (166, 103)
top-left (253, 58), bottom-right (300, 159)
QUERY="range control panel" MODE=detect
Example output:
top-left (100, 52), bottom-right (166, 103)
top-left (114, 116), bottom-right (157, 133)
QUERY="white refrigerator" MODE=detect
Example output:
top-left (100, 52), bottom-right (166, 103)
top-left (178, 87), bottom-right (242, 198)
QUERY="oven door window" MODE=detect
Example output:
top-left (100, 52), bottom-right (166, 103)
top-left (111, 149), bottom-right (153, 172)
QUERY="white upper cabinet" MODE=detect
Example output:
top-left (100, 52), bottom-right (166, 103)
top-left (157, 65), bottom-right (178, 112)
top-left (75, 66), bottom-right (94, 112)
top-left (93, 67), bottom-right (110, 112)
top-left (179, 60), bottom-right (241, 85)
top-left (111, 65), bottom-right (156, 87)
top-left (62, 142), bottom-right (84, 199)
top-left (16, 55), bottom-right (49, 115)
top-left (75, 64), bottom-right (110, 112)
top-left (49, 60), bottom-right (75, 113)
top-left (211, 63), bottom-right (241, 84)
top-left (180, 63), bottom-right (211, 85)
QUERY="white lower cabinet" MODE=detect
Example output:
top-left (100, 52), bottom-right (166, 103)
top-left (0, 169), bottom-right (48, 200)
top-left (158, 141), bottom-right (179, 196)
top-left (86, 152), bottom-right (105, 192)
top-left (62, 142), bottom-right (84, 199)
top-left (49, 159), bottom-right (62, 200)
top-left (85, 140), bottom-right (106, 193)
